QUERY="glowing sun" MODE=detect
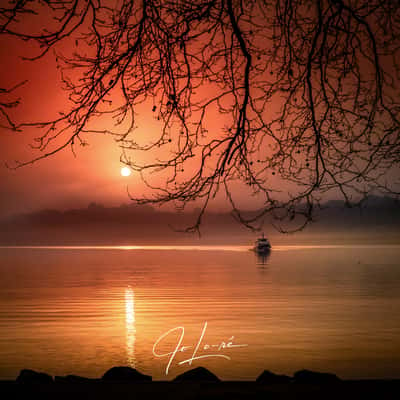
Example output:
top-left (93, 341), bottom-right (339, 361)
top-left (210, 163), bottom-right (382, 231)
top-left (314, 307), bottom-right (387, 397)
top-left (120, 166), bottom-right (132, 177)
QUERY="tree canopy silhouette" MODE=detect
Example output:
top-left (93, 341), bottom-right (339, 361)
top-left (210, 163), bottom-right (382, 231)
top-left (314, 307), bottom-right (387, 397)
top-left (1, 0), bottom-right (399, 232)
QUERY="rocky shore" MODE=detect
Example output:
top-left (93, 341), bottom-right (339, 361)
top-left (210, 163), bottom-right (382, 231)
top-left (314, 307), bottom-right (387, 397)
top-left (1, 366), bottom-right (399, 399)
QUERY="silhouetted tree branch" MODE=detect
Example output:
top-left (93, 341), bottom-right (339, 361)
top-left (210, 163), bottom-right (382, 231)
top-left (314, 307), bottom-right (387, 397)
top-left (0, 83), bottom-right (21, 130)
top-left (1, 0), bottom-right (400, 233)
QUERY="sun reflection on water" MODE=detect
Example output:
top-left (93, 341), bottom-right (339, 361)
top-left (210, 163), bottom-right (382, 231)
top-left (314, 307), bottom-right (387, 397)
top-left (125, 286), bottom-right (136, 368)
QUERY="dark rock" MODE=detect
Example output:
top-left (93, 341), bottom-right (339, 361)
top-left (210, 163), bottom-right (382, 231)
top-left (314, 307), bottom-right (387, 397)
top-left (54, 374), bottom-right (94, 383)
top-left (173, 367), bottom-right (220, 382)
top-left (293, 369), bottom-right (341, 384)
top-left (256, 370), bottom-right (291, 384)
top-left (101, 366), bottom-right (152, 382)
top-left (16, 369), bottom-right (53, 384)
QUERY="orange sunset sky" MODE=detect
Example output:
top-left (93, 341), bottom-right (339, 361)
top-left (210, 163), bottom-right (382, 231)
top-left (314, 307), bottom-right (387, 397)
top-left (0, 29), bottom-right (247, 218)
top-left (1, 2), bottom-right (399, 220)
top-left (0, 34), bottom-right (145, 216)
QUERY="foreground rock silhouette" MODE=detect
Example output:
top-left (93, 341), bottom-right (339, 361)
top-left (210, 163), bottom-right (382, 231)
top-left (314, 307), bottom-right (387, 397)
top-left (173, 367), bottom-right (220, 382)
top-left (4, 366), bottom-right (400, 399)
top-left (256, 370), bottom-right (291, 384)
top-left (293, 369), bottom-right (341, 384)
top-left (16, 369), bottom-right (53, 384)
top-left (101, 366), bottom-right (152, 381)
top-left (54, 374), bottom-right (95, 383)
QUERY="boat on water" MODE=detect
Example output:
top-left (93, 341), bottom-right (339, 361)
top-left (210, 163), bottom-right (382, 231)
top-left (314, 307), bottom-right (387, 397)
top-left (254, 233), bottom-right (271, 253)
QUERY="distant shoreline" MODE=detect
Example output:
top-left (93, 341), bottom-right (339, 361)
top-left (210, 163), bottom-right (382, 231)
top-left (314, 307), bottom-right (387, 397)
top-left (1, 243), bottom-right (400, 249)
top-left (1, 195), bottom-right (399, 247)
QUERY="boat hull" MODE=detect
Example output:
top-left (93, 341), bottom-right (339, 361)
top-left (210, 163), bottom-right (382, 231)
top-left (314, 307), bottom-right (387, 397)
top-left (254, 245), bottom-right (271, 254)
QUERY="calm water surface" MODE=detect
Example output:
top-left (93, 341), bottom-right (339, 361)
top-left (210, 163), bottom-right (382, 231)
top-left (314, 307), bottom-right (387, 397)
top-left (0, 244), bottom-right (400, 380)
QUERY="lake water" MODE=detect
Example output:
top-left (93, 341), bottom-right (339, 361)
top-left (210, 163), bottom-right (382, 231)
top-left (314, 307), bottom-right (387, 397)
top-left (0, 244), bottom-right (400, 380)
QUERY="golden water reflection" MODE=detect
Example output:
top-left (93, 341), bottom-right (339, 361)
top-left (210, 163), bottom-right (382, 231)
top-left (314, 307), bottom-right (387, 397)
top-left (125, 286), bottom-right (136, 368)
top-left (0, 246), bottom-right (400, 380)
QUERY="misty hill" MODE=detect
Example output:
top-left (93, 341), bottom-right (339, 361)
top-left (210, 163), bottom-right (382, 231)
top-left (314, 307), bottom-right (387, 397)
top-left (0, 196), bottom-right (399, 245)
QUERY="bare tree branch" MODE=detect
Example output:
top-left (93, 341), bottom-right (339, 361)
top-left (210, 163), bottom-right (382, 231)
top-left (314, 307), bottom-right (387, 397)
top-left (1, 0), bottom-right (399, 232)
